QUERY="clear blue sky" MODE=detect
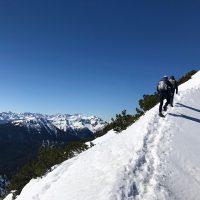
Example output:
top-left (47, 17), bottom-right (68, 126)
top-left (0, 0), bottom-right (199, 120)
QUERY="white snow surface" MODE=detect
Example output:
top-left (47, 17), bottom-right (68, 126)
top-left (3, 193), bottom-right (13, 200)
top-left (6, 71), bottom-right (200, 200)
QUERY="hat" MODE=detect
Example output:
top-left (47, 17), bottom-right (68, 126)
top-left (163, 75), bottom-right (168, 80)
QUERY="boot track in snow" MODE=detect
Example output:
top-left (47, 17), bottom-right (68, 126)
top-left (117, 112), bottom-right (173, 200)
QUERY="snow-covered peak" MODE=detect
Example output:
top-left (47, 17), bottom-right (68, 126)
top-left (0, 175), bottom-right (8, 198)
top-left (48, 114), bottom-right (105, 133)
top-left (0, 112), bottom-right (42, 121)
top-left (7, 71), bottom-right (200, 200)
top-left (0, 112), bottom-right (105, 133)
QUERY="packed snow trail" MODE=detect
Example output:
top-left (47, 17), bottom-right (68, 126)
top-left (162, 89), bottom-right (200, 199)
top-left (5, 71), bottom-right (200, 200)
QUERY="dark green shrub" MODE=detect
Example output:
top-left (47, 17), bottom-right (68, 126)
top-left (177, 70), bottom-right (197, 85)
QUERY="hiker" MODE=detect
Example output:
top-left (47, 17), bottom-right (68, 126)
top-left (157, 76), bottom-right (173, 117)
top-left (169, 76), bottom-right (178, 107)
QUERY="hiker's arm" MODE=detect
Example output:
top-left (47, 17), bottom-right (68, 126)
top-left (168, 81), bottom-right (173, 91)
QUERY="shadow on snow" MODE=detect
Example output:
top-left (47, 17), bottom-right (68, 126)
top-left (175, 103), bottom-right (200, 113)
top-left (168, 113), bottom-right (200, 124)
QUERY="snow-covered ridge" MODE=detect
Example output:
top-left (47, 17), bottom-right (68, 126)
top-left (48, 114), bottom-right (105, 133)
top-left (7, 71), bottom-right (200, 200)
top-left (0, 112), bottom-right (105, 133)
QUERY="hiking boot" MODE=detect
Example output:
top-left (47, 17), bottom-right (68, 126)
top-left (159, 112), bottom-right (165, 117)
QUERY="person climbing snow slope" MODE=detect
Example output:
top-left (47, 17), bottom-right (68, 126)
top-left (169, 76), bottom-right (178, 107)
top-left (157, 75), bottom-right (173, 117)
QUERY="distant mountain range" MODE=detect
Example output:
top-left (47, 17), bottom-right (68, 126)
top-left (0, 175), bottom-right (8, 198)
top-left (0, 112), bottom-right (105, 135)
top-left (0, 112), bottom-right (106, 197)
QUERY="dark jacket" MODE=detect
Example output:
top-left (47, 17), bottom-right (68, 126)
top-left (169, 78), bottom-right (178, 94)
top-left (157, 78), bottom-right (173, 94)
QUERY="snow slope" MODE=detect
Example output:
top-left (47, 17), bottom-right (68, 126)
top-left (6, 71), bottom-right (200, 200)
